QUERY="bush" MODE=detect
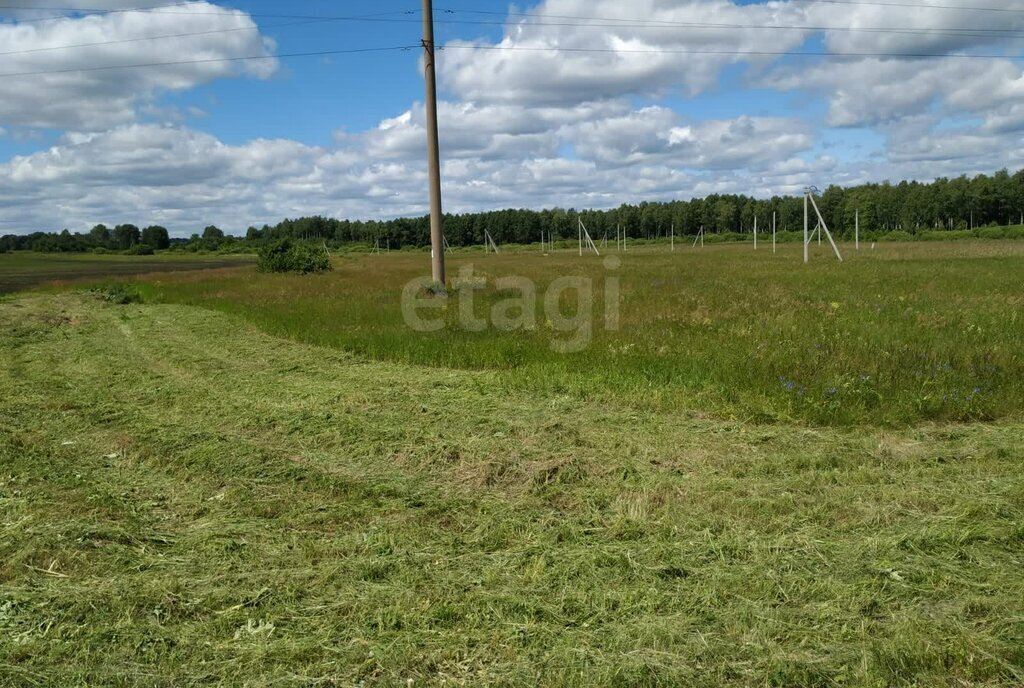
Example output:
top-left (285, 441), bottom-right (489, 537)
top-left (124, 244), bottom-right (155, 255)
top-left (703, 232), bottom-right (746, 244)
top-left (919, 230), bottom-right (974, 242)
top-left (257, 239), bottom-right (332, 274)
top-left (879, 230), bottom-right (915, 242)
top-left (977, 227), bottom-right (1006, 240)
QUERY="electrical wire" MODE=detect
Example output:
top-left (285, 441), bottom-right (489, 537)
top-left (0, 1), bottom-right (208, 24)
top-left (0, 38), bottom-right (1017, 80)
top-left (436, 7), bottom-right (1024, 37)
top-left (0, 45), bottom-right (418, 79)
top-left (0, 10), bottom-right (417, 57)
top-left (440, 43), bottom-right (1023, 61)
top-left (0, 2), bottom-right (1019, 72)
top-left (804, 0), bottom-right (1024, 13)
top-left (0, 4), bottom-right (422, 21)
top-left (1, 8), bottom-right (1022, 59)
top-left (435, 15), bottom-right (1024, 40)
top-left (440, 1), bottom-right (1024, 20)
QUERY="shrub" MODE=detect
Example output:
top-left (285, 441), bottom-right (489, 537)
top-left (977, 227), bottom-right (1006, 240)
top-left (919, 230), bottom-right (974, 242)
top-left (125, 244), bottom-right (155, 255)
top-left (257, 239), bottom-right (332, 274)
top-left (700, 232), bottom-right (745, 244)
top-left (880, 230), bottom-right (915, 242)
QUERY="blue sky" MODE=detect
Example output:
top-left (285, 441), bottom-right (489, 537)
top-left (0, 0), bottom-right (1022, 235)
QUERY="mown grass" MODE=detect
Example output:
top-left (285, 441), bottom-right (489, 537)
top-left (0, 252), bottom-right (254, 294)
top-left (1, 293), bottom-right (1022, 686)
top-left (129, 241), bottom-right (1024, 426)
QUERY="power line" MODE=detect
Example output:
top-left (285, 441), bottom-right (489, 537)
top-left (442, 43), bottom-right (1024, 61)
top-left (441, 1), bottom-right (1024, 19)
top-left (10, 0), bottom-right (1022, 13)
top-left (0, 4), bottom-right (422, 22)
top-left (0, 45), bottom-right (417, 79)
top-left (2, 9), bottom-right (1022, 60)
top-left (7, 4), bottom-right (1024, 34)
top-left (0, 40), bottom-right (1017, 79)
top-left (0, 11), bottom-right (416, 57)
top-left (432, 13), bottom-right (1024, 40)
top-left (0, 1), bottom-right (206, 24)
top-left (0, 3), bottom-right (1018, 70)
top-left (804, 0), bottom-right (1024, 13)
top-left (4, 3), bottom-right (1022, 41)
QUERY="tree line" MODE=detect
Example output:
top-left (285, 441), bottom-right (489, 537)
top-left (3, 168), bottom-right (1023, 253)
top-left (0, 224), bottom-right (225, 253)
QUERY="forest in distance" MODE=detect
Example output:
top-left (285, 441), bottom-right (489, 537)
top-left (3, 167), bottom-right (1023, 253)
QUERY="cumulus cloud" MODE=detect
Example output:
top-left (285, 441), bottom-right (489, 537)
top-left (803, 0), bottom-right (1024, 56)
top-left (570, 108), bottom-right (813, 169)
top-left (439, 0), bottom-right (811, 106)
top-left (763, 57), bottom-right (1024, 128)
top-left (0, 1), bottom-right (276, 130)
top-left (354, 99), bottom-right (629, 161)
top-left (2, 0), bottom-right (1024, 235)
top-left (0, 113), bottom-right (830, 235)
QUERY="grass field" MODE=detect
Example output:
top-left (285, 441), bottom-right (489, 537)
top-left (2, 241), bottom-right (1023, 686)
top-left (132, 241), bottom-right (1024, 426)
top-left (0, 253), bottom-right (254, 294)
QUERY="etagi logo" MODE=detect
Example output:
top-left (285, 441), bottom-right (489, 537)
top-left (401, 257), bottom-right (621, 353)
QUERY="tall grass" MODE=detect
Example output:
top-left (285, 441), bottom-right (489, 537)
top-left (132, 241), bottom-right (1024, 425)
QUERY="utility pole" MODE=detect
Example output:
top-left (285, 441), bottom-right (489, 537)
top-left (803, 192), bottom-right (809, 264)
top-left (804, 189), bottom-right (843, 263)
top-left (772, 211), bottom-right (776, 254)
top-left (422, 0), bottom-right (445, 286)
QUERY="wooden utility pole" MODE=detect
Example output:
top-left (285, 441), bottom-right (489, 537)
top-left (422, 0), bottom-right (445, 286)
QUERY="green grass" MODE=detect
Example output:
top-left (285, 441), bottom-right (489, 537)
top-left (2, 292), bottom-right (1023, 686)
top-left (0, 252), bottom-right (254, 294)
top-left (128, 241), bottom-right (1024, 426)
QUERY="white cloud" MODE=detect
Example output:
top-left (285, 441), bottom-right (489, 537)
top-left (763, 57), bottom-right (1024, 128)
top-left (569, 107), bottom-right (813, 169)
top-left (0, 2), bottom-right (276, 130)
top-left (2, 0), bottom-right (1024, 236)
top-left (804, 0), bottom-right (1024, 56)
top-left (357, 99), bottom-right (628, 161)
top-left (438, 0), bottom-right (811, 106)
top-left (0, 114), bottom-right (824, 235)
